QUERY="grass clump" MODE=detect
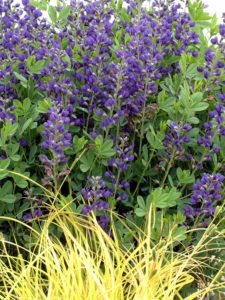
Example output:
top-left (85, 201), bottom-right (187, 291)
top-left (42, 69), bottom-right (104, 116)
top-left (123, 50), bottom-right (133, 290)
top-left (0, 208), bottom-right (224, 300)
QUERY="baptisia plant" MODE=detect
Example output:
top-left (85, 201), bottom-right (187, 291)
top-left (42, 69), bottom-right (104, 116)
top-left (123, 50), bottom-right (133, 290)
top-left (0, 0), bottom-right (224, 247)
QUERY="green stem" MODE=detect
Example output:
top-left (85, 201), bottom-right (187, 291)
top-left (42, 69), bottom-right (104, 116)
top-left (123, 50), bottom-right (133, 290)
top-left (180, 148), bottom-right (212, 194)
top-left (160, 149), bottom-right (176, 188)
top-left (105, 72), bottom-right (122, 141)
top-left (52, 154), bottom-right (58, 194)
top-left (138, 82), bottom-right (148, 156)
top-left (113, 169), bottom-right (121, 197)
top-left (139, 101), bottom-right (146, 156)
top-left (133, 150), bottom-right (155, 196)
top-left (85, 95), bottom-right (94, 131)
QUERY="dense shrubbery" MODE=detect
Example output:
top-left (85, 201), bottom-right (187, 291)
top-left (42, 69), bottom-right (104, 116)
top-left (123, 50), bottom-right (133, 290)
top-left (0, 0), bottom-right (225, 297)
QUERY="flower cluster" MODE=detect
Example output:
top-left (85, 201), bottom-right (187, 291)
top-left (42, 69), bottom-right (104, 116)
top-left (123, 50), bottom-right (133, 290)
top-left (22, 190), bottom-right (43, 222)
top-left (98, 215), bottom-right (110, 233)
top-left (0, 84), bottom-right (16, 123)
top-left (197, 16), bottom-right (225, 81)
top-left (108, 144), bottom-right (134, 172)
top-left (163, 122), bottom-right (192, 157)
top-left (81, 173), bottom-right (131, 232)
top-left (42, 108), bottom-right (72, 162)
top-left (197, 102), bottom-right (225, 161)
top-left (81, 176), bottom-right (111, 215)
top-left (185, 173), bottom-right (224, 220)
top-left (104, 170), bottom-right (130, 202)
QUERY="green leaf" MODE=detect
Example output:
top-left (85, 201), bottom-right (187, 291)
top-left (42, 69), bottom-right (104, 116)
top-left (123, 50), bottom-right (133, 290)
top-left (186, 64), bottom-right (198, 77)
top-left (109, 196), bottom-right (116, 209)
top-left (176, 168), bottom-right (195, 184)
top-left (29, 60), bottom-right (46, 74)
top-left (187, 116), bottom-right (199, 124)
top-left (179, 81), bottom-right (191, 109)
top-left (191, 92), bottom-right (203, 103)
top-left (119, 8), bottom-right (130, 23)
top-left (62, 53), bottom-right (71, 69)
top-left (191, 102), bottom-right (209, 112)
top-left (58, 6), bottom-right (70, 21)
top-left (172, 226), bottom-right (187, 241)
top-left (80, 150), bottom-right (95, 172)
top-left (10, 155), bottom-right (21, 162)
top-left (0, 158), bottom-right (10, 170)
top-left (94, 136), bottom-right (115, 158)
top-left (14, 176), bottom-right (28, 189)
top-left (150, 187), bottom-right (181, 209)
top-left (146, 131), bottom-right (164, 150)
top-left (23, 98), bottom-right (31, 112)
top-left (13, 72), bottom-right (28, 88)
top-left (26, 56), bottom-right (35, 69)
top-left (142, 145), bottom-right (148, 161)
top-left (7, 143), bottom-right (19, 156)
top-left (0, 194), bottom-right (17, 203)
top-left (210, 14), bottom-right (219, 36)
top-left (1, 121), bottom-right (18, 145)
top-left (30, 0), bottom-right (48, 10)
top-left (179, 54), bottom-right (187, 74)
top-left (118, 0), bottom-right (123, 10)
top-left (100, 140), bottom-right (115, 158)
top-left (30, 122), bottom-right (37, 129)
top-left (137, 196), bottom-right (145, 210)
top-left (0, 159), bottom-right (10, 180)
top-left (73, 136), bottom-right (88, 154)
top-left (61, 38), bottom-right (69, 49)
top-left (36, 99), bottom-right (52, 113)
top-left (0, 181), bottom-right (16, 203)
top-left (48, 5), bottom-right (57, 23)
top-left (188, 0), bottom-right (211, 22)
top-left (124, 33), bottom-right (131, 44)
top-left (29, 145), bottom-right (37, 162)
top-left (0, 170), bottom-right (9, 180)
top-left (21, 118), bottom-right (33, 134)
top-left (135, 208), bottom-right (146, 217)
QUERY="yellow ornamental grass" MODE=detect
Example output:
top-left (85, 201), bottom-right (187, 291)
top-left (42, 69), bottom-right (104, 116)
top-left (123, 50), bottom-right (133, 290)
top-left (0, 209), bottom-right (224, 300)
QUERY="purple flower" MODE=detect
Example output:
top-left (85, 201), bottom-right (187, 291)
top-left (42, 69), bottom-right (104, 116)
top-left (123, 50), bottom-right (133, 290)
top-left (211, 37), bottom-right (218, 44)
top-left (98, 215), bottom-right (110, 233)
top-left (41, 108), bottom-right (71, 162)
top-left (219, 24), bottom-right (225, 37)
top-left (34, 208), bottom-right (42, 218)
top-left (213, 146), bottom-right (220, 154)
top-left (81, 177), bottom-right (111, 216)
top-left (185, 173), bottom-right (224, 222)
top-left (23, 213), bottom-right (32, 222)
top-left (192, 51), bottom-right (198, 58)
top-left (119, 192), bottom-right (128, 201)
top-left (163, 122), bottom-right (192, 157)
top-left (19, 138), bottom-right (28, 147)
top-left (205, 49), bottom-right (214, 62)
top-left (22, 0), bottom-right (30, 5)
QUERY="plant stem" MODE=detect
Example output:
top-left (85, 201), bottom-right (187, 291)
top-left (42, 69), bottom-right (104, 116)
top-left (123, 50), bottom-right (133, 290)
top-left (180, 149), bottom-right (210, 193)
top-left (160, 149), bottom-right (176, 188)
top-left (133, 150), bottom-right (155, 196)
top-left (138, 83), bottom-right (148, 156)
top-left (113, 169), bottom-right (121, 197)
top-left (85, 95), bottom-right (94, 131)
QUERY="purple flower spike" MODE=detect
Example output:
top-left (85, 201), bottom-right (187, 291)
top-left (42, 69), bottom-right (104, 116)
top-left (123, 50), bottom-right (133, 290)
top-left (185, 173), bottom-right (224, 223)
